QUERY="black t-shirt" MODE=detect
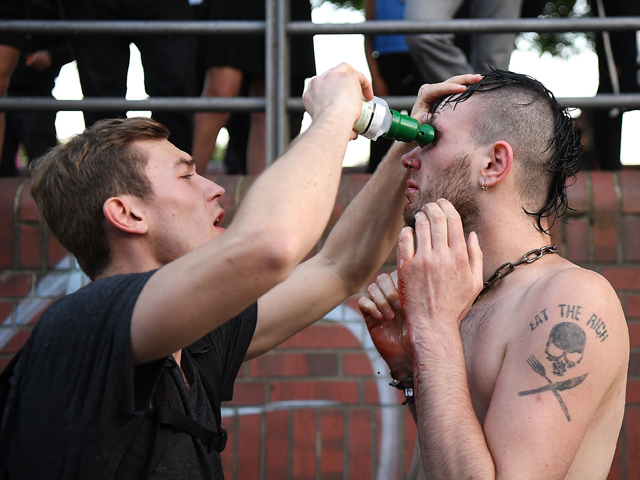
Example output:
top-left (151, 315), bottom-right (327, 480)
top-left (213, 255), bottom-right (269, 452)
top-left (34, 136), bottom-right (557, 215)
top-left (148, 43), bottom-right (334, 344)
top-left (3, 271), bottom-right (257, 479)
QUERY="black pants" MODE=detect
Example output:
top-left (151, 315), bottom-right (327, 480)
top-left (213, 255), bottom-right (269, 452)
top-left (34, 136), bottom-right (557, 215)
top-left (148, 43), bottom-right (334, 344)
top-left (59, 0), bottom-right (197, 153)
top-left (0, 108), bottom-right (57, 176)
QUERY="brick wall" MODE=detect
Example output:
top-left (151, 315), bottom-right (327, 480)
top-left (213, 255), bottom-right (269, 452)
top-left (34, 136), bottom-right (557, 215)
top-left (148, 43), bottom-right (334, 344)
top-left (1, 170), bottom-right (639, 479)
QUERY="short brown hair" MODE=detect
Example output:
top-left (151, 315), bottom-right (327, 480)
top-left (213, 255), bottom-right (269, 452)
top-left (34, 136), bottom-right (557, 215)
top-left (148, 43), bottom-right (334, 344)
top-left (30, 117), bottom-right (170, 279)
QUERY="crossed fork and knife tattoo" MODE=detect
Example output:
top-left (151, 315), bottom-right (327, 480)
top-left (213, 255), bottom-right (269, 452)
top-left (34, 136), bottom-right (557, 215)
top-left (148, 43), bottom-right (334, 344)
top-left (518, 355), bottom-right (588, 422)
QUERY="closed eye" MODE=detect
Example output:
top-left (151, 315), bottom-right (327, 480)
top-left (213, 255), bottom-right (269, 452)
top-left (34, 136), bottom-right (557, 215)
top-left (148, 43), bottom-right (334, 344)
top-left (182, 173), bottom-right (194, 180)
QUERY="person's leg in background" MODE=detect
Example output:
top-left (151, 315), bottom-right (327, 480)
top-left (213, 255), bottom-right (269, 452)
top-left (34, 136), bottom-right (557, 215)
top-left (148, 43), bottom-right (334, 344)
top-left (467, 0), bottom-right (523, 72)
top-left (0, 109), bottom-right (20, 177)
top-left (192, 66), bottom-right (244, 173)
top-left (135, 0), bottom-right (196, 154)
top-left (404, 0), bottom-right (470, 82)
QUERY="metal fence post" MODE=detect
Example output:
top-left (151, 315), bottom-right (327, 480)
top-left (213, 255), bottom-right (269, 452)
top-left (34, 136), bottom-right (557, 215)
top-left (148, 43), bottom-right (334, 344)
top-left (265, 0), bottom-right (278, 166)
top-left (276, 0), bottom-right (291, 157)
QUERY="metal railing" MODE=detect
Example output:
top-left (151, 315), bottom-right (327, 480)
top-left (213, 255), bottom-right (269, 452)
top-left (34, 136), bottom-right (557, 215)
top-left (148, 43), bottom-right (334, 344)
top-left (2, 7), bottom-right (640, 164)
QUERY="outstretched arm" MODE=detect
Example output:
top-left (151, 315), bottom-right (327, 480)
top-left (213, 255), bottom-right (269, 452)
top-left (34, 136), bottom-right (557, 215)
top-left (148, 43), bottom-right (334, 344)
top-left (247, 74), bottom-right (482, 360)
top-left (131, 64), bottom-right (372, 365)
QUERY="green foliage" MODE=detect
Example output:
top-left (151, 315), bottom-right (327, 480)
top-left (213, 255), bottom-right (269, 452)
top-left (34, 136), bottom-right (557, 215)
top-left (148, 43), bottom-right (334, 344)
top-left (519, 0), bottom-right (595, 58)
top-left (315, 0), bottom-right (364, 11)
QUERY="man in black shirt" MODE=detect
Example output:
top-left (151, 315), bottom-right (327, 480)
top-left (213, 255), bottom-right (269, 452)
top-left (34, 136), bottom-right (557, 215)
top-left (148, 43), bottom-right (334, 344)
top-left (3, 63), bottom-right (479, 478)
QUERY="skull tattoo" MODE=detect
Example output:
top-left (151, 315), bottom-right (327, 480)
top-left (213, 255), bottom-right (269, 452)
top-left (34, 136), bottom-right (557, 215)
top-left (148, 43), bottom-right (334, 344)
top-left (544, 322), bottom-right (586, 377)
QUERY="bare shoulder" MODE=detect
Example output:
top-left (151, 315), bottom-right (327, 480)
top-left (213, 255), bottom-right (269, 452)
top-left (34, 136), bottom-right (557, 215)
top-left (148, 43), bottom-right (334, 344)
top-left (482, 261), bottom-right (628, 478)
top-left (514, 261), bottom-right (628, 390)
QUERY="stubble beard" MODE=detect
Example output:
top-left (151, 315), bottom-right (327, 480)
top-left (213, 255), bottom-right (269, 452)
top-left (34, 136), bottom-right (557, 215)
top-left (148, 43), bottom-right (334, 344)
top-left (402, 153), bottom-right (481, 239)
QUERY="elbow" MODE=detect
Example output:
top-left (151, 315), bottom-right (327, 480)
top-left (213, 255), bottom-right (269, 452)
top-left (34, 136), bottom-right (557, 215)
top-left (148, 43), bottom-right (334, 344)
top-left (250, 232), bottom-right (306, 281)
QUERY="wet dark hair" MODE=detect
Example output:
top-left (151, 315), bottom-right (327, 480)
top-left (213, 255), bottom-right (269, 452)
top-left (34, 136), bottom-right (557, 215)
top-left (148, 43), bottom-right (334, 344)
top-left (430, 68), bottom-right (582, 232)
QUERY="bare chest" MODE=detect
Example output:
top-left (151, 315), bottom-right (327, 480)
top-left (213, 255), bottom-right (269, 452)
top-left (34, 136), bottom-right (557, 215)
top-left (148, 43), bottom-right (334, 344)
top-left (459, 300), bottom-right (510, 424)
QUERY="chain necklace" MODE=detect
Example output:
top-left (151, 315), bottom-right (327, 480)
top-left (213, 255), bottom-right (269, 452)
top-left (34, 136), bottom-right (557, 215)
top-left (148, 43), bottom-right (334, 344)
top-left (479, 244), bottom-right (558, 295)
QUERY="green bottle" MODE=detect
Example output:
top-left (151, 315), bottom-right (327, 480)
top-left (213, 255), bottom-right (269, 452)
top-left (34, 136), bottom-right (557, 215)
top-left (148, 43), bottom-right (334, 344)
top-left (353, 96), bottom-right (435, 147)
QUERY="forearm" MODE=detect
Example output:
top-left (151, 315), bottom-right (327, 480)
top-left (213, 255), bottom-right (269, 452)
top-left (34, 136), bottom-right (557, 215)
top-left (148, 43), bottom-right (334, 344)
top-left (413, 326), bottom-right (495, 480)
top-left (230, 106), bottom-right (354, 265)
top-left (320, 141), bottom-right (412, 291)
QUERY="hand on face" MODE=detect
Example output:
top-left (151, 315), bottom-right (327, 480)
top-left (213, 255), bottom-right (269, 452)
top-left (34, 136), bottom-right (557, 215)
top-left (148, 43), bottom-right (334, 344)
top-left (359, 271), bottom-right (414, 380)
top-left (397, 199), bottom-right (483, 347)
top-left (410, 73), bottom-right (482, 126)
top-left (303, 62), bottom-right (373, 139)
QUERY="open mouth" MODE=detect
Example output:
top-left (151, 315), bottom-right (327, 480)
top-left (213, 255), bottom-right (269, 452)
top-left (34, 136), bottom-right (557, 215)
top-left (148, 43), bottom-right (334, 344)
top-left (213, 210), bottom-right (225, 227)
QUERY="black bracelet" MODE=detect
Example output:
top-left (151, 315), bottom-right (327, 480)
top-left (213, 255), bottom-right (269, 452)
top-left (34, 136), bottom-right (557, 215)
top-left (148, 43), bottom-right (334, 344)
top-left (389, 372), bottom-right (413, 390)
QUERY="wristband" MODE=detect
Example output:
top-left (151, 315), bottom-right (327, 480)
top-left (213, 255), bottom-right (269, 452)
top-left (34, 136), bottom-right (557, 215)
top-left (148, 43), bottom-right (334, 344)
top-left (389, 372), bottom-right (413, 390)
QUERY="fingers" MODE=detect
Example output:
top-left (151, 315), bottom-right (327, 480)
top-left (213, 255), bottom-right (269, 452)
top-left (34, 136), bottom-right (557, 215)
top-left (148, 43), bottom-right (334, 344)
top-left (467, 231), bottom-right (484, 288)
top-left (411, 73), bottom-right (482, 119)
top-left (434, 198), bottom-right (465, 250)
top-left (397, 226), bottom-right (416, 270)
top-left (358, 295), bottom-right (382, 322)
top-left (363, 273), bottom-right (402, 320)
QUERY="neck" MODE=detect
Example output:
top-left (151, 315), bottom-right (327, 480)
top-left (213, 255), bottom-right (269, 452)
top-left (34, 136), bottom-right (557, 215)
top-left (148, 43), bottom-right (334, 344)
top-left (96, 237), bottom-right (163, 280)
top-left (473, 209), bottom-right (553, 286)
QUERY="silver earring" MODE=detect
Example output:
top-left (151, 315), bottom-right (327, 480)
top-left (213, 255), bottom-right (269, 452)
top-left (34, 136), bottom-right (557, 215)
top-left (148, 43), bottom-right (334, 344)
top-left (481, 180), bottom-right (488, 191)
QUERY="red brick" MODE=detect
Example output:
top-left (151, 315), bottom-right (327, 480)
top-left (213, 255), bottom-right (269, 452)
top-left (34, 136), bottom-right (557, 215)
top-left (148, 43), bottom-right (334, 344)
top-left (236, 414), bottom-right (261, 479)
top-left (270, 381), bottom-right (359, 404)
top-left (567, 172), bottom-right (589, 214)
top-left (344, 353), bottom-right (375, 376)
top-left (564, 217), bottom-right (589, 263)
top-left (627, 380), bottom-right (640, 404)
top-left (629, 353), bottom-right (640, 377)
top-left (319, 177), bottom-right (347, 249)
top-left (1, 328), bottom-right (31, 354)
top-left (630, 322), bottom-right (640, 348)
top-left (365, 381), bottom-right (379, 404)
top-left (623, 217), bottom-right (640, 262)
top-left (47, 232), bottom-right (69, 268)
top-left (226, 381), bottom-right (266, 406)
top-left (19, 179), bottom-right (38, 221)
top-left (591, 172), bottom-right (617, 263)
top-left (16, 299), bottom-right (52, 325)
top-left (266, 410), bottom-right (289, 478)
top-left (277, 325), bottom-right (361, 350)
top-left (404, 409), bottom-right (417, 474)
top-left (0, 179), bottom-right (20, 269)
top-left (19, 225), bottom-right (42, 268)
top-left (321, 411), bottom-right (344, 479)
top-left (606, 435), bottom-right (622, 480)
top-left (600, 268), bottom-right (640, 290)
top-left (249, 352), bottom-right (338, 377)
top-left (348, 409), bottom-right (372, 480)
top-left (629, 295), bottom-right (640, 318)
top-left (625, 408), bottom-right (640, 479)
top-left (0, 301), bottom-right (13, 322)
top-left (548, 218), bottom-right (563, 251)
top-left (292, 410), bottom-right (316, 479)
top-left (0, 274), bottom-right (32, 297)
top-left (620, 169), bottom-right (640, 214)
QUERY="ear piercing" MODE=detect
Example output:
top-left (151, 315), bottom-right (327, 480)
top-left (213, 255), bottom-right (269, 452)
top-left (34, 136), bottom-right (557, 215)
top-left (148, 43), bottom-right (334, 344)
top-left (481, 179), bottom-right (488, 191)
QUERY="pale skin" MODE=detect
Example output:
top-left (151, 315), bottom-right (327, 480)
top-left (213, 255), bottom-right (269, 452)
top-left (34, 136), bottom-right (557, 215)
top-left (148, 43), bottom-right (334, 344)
top-left (97, 64), bottom-right (448, 387)
top-left (359, 95), bottom-right (629, 479)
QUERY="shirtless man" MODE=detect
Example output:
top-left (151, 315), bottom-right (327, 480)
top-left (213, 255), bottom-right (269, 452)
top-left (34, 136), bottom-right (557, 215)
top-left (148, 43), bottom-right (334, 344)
top-left (359, 69), bottom-right (629, 479)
